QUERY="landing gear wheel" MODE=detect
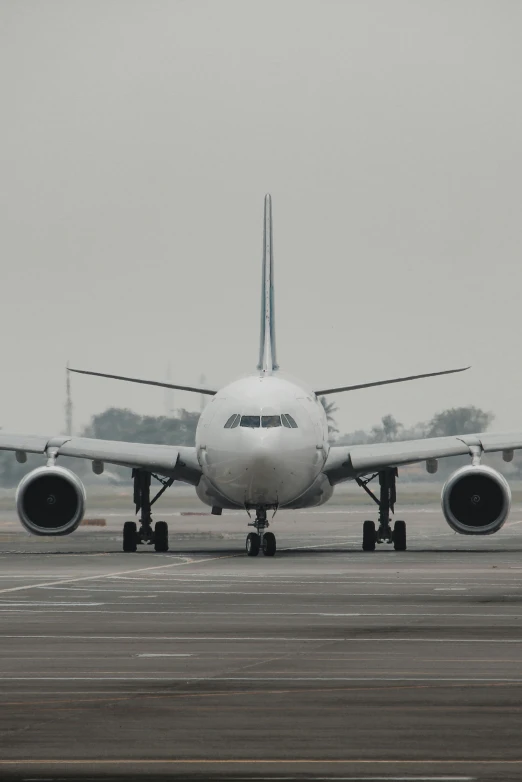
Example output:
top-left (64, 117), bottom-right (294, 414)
top-left (123, 521), bottom-right (137, 553)
top-left (262, 531), bottom-right (276, 557)
top-left (393, 520), bottom-right (407, 551)
top-left (362, 520), bottom-right (376, 552)
top-left (154, 521), bottom-right (169, 552)
top-left (246, 532), bottom-right (260, 556)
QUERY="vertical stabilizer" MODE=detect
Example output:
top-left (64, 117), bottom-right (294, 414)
top-left (257, 194), bottom-right (279, 373)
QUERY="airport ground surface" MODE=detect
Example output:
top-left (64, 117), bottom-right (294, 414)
top-left (2, 485), bottom-right (522, 781)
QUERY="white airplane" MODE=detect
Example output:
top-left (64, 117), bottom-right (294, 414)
top-left (1, 195), bottom-right (519, 555)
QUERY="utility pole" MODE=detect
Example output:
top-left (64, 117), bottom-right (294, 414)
top-left (65, 361), bottom-right (73, 436)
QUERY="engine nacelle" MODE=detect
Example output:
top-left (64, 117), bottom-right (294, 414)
top-left (16, 466), bottom-right (86, 536)
top-left (441, 464), bottom-right (511, 535)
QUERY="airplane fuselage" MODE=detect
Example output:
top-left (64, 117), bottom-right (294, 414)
top-left (195, 374), bottom-right (333, 510)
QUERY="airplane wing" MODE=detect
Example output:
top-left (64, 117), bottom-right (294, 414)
top-left (324, 431), bottom-right (522, 484)
top-left (0, 434), bottom-right (201, 485)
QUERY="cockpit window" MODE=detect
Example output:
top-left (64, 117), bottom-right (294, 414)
top-left (282, 413), bottom-right (298, 429)
top-left (240, 415), bottom-right (261, 428)
top-left (261, 415), bottom-right (281, 428)
top-left (224, 414), bottom-right (240, 429)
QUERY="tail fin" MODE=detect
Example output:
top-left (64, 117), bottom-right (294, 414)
top-left (257, 193), bottom-right (279, 373)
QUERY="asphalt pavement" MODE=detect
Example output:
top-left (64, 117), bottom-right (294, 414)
top-left (1, 490), bottom-right (522, 781)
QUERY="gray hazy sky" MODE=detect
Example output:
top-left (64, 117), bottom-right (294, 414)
top-left (1, 1), bottom-right (521, 437)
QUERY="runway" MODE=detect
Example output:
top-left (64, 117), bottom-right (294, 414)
top-left (2, 492), bottom-right (522, 781)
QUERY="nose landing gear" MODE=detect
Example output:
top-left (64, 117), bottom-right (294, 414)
top-left (246, 508), bottom-right (276, 557)
top-left (357, 468), bottom-right (407, 552)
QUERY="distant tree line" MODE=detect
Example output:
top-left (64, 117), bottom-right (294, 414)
top-left (82, 407), bottom-right (199, 446)
top-left (336, 406), bottom-right (494, 446)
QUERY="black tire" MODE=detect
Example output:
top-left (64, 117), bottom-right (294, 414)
top-left (262, 531), bottom-right (276, 557)
top-left (362, 520), bottom-right (376, 551)
top-left (393, 520), bottom-right (407, 551)
top-left (246, 532), bottom-right (260, 556)
top-left (123, 521), bottom-right (137, 553)
top-left (154, 521), bottom-right (169, 552)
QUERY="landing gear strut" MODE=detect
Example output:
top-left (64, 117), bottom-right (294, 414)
top-left (357, 468), bottom-right (406, 552)
top-left (122, 469), bottom-right (172, 553)
top-left (246, 508), bottom-right (276, 557)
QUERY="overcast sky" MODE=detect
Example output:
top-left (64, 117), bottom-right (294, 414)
top-left (0, 1), bottom-right (521, 437)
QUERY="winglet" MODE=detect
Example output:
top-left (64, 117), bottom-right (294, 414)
top-left (257, 194), bottom-right (279, 373)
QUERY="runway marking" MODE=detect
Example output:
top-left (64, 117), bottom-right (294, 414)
top-left (3, 676), bottom-right (522, 682)
top-left (0, 552), bottom-right (241, 595)
top-left (0, 758), bottom-right (512, 766)
top-left (0, 602), bottom-right (102, 607)
top-left (137, 653), bottom-right (192, 657)
top-left (4, 635), bottom-right (522, 642)
top-left (45, 587), bottom-right (464, 596)
top-left (5, 609), bottom-right (522, 618)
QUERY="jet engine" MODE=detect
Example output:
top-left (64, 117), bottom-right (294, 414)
top-left (16, 466), bottom-right (86, 536)
top-left (441, 464), bottom-right (511, 535)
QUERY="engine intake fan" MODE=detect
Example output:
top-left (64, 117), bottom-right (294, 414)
top-left (441, 464), bottom-right (510, 535)
top-left (16, 466), bottom-right (86, 536)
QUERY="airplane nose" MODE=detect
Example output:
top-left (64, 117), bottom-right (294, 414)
top-left (242, 434), bottom-right (296, 505)
top-left (247, 438), bottom-right (280, 481)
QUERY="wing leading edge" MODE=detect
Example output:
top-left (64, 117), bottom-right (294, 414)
top-left (324, 431), bottom-right (522, 484)
top-left (0, 434), bottom-right (201, 484)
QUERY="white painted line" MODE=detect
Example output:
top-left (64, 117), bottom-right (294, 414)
top-left (3, 610), bottom-right (522, 618)
top-left (1, 676), bottom-right (522, 682)
top-left (137, 654), bottom-right (192, 657)
top-left (2, 635), bottom-right (522, 643)
top-left (0, 552), bottom-right (241, 596)
top-left (0, 602), bottom-right (103, 607)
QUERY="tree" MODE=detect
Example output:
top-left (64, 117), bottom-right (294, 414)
top-left (426, 406), bottom-right (494, 438)
top-left (319, 396), bottom-right (339, 437)
top-left (82, 407), bottom-right (199, 446)
top-left (370, 414), bottom-right (404, 443)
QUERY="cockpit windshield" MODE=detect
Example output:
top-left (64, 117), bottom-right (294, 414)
top-left (261, 415), bottom-right (281, 428)
top-left (240, 415), bottom-right (261, 428)
top-left (226, 414), bottom-right (296, 429)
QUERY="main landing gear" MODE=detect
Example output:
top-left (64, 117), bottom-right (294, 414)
top-left (122, 469), bottom-right (173, 553)
top-left (357, 468), bottom-right (407, 552)
top-left (246, 508), bottom-right (276, 557)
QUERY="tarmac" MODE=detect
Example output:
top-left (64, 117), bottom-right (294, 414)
top-left (1, 485), bottom-right (522, 781)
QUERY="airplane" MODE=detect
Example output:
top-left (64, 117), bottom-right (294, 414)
top-left (0, 194), bottom-right (519, 556)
